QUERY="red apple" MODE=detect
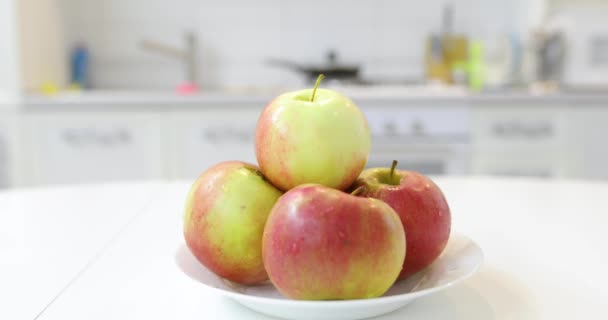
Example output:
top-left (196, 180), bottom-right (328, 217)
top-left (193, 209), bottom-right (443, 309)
top-left (262, 184), bottom-right (405, 300)
top-left (183, 161), bottom-right (282, 284)
top-left (350, 161), bottom-right (451, 280)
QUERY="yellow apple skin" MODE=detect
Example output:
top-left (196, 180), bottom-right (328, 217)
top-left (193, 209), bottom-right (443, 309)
top-left (183, 161), bottom-right (282, 284)
top-left (255, 88), bottom-right (370, 191)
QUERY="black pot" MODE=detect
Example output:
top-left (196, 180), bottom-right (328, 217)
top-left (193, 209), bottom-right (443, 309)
top-left (266, 51), bottom-right (360, 84)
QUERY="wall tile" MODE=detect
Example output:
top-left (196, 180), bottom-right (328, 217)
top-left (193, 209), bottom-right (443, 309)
top-left (198, 0), bottom-right (281, 30)
top-left (58, 0), bottom-right (522, 89)
top-left (91, 58), bottom-right (183, 89)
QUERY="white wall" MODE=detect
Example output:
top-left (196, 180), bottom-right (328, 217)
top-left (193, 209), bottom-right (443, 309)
top-left (58, 0), bottom-right (523, 90)
top-left (0, 0), bottom-right (20, 104)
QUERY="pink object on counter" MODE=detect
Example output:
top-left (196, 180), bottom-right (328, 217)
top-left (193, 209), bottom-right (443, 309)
top-left (176, 82), bottom-right (199, 95)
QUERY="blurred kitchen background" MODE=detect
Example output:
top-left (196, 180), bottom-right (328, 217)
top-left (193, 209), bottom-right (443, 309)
top-left (0, 0), bottom-right (607, 188)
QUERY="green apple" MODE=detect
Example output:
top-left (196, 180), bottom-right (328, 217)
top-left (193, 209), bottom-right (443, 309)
top-left (255, 75), bottom-right (371, 191)
top-left (183, 161), bottom-right (282, 284)
top-left (263, 184), bottom-right (405, 300)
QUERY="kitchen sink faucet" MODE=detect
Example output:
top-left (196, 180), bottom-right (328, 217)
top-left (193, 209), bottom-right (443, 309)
top-left (140, 31), bottom-right (199, 89)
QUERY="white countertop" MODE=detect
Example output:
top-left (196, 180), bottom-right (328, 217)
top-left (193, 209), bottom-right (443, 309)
top-left (21, 87), bottom-right (608, 109)
top-left (2, 177), bottom-right (607, 319)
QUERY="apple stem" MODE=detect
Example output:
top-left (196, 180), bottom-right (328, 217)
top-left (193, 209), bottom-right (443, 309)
top-left (350, 186), bottom-right (365, 196)
top-left (390, 160), bottom-right (398, 184)
top-left (310, 74), bottom-right (325, 102)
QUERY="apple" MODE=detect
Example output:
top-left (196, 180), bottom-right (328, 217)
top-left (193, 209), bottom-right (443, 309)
top-left (262, 184), bottom-right (405, 300)
top-left (350, 160), bottom-right (451, 280)
top-left (255, 75), bottom-right (371, 191)
top-left (183, 161), bottom-right (282, 284)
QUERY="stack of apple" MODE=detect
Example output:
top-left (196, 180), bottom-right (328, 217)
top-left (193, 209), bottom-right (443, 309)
top-left (183, 75), bottom-right (451, 300)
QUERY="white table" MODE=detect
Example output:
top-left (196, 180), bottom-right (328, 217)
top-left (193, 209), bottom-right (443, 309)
top-left (2, 178), bottom-right (607, 319)
top-left (0, 182), bottom-right (167, 320)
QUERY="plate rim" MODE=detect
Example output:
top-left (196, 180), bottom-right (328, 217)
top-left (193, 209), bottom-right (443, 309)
top-left (178, 232), bottom-right (484, 307)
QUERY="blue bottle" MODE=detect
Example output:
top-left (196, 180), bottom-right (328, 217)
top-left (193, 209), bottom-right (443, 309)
top-left (70, 44), bottom-right (89, 89)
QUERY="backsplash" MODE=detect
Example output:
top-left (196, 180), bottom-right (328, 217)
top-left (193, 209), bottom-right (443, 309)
top-left (58, 0), bottom-right (529, 90)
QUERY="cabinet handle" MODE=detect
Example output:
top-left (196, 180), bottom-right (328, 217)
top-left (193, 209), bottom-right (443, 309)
top-left (379, 120), bottom-right (428, 138)
top-left (382, 122), bottom-right (398, 137)
top-left (63, 128), bottom-right (132, 147)
top-left (492, 122), bottom-right (553, 139)
top-left (411, 120), bottom-right (426, 136)
top-left (202, 129), bottom-right (219, 142)
top-left (202, 127), bottom-right (254, 143)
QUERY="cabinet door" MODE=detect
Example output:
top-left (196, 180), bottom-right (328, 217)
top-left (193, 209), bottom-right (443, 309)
top-left (24, 111), bottom-right (163, 186)
top-left (562, 108), bottom-right (608, 180)
top-left (167, 109), bottom-right (259, 180)
top-left (473, 107), bottom-right (562, 149)
top-left (472, 147), bottom-right (560, 177)
top-left (472, 105), bottom-right (566, 178)
top-left (0, 113), bottom-right (12, 188)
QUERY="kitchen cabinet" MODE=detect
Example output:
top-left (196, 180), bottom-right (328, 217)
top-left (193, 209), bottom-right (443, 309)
top-left (8, 93), bottom-right (608, 187)
top-left (22, 111), bottom-right (164, 186)
top-left (471, 104), bottom-right (567, 178)
top-left (561, 107), bottom-right (608, 180)
top-left (165, 108), bottom-right (260, 180)
top-left (0, 111), bottom-right (20, 188)
top-left (473, 107), bottom-right (562, 148)
top-left (0, 113), bottom-right (11, 188)
top-left (471, 147), bottom-right (559, 177)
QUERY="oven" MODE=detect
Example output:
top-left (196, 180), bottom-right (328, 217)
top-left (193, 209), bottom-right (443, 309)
top-left (362, 105), bottom-right (471, 176)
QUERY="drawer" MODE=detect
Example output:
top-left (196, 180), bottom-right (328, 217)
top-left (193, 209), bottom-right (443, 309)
top-left (473, 108), bottom-right (564, 148)
top-left (362, 106), bottom-right (471, 141)
top-left (472, 147), bottom-right (560, 178)
top-left (166, 109), bottom-right (259, 180)
top-left (24, 112), bottom-right (163, 186)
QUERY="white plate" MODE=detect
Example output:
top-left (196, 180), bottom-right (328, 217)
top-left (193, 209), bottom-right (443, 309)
top-left (175, 233), bottom-right (483, 320)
